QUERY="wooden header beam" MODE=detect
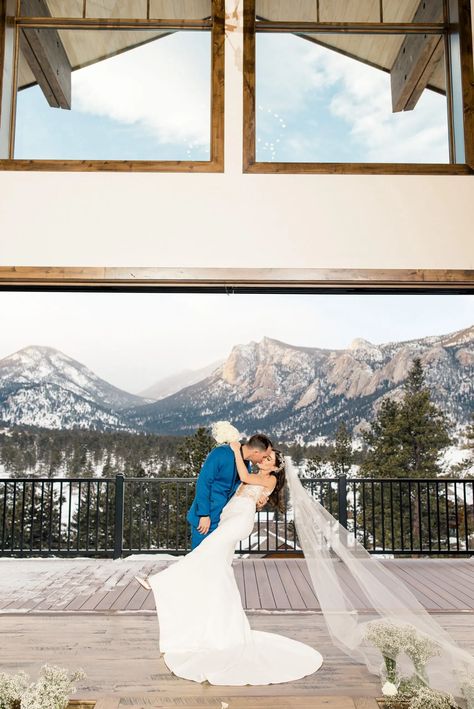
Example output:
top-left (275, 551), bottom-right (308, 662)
top-left (0, 267), bottom-right (473, 289)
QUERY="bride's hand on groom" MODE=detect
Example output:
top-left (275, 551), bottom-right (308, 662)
top-left (229, 440), bottom-right (240, 453)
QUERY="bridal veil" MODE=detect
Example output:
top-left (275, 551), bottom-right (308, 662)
top-left (285, 457), bottom-right (474, 702)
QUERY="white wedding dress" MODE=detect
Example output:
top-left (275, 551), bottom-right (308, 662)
top-left (148, 482), bottom-right (324, 685)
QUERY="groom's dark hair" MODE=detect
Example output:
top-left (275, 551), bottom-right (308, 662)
top-left (247, 433), bottom-right (273, 451)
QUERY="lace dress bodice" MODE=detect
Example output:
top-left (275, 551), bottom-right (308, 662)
top-left (234, 483), bottom-right (272, 502)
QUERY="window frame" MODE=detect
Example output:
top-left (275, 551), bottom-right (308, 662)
top-left (243, 0), bottom-right (474, 175)
top-left (0, 0), bottom-right (224, 172)
top-left (0, 266), bottom-right (474, 291)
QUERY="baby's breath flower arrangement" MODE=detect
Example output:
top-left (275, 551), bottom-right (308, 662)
top-left (0, 671), bottom-right (29, 709)
top-left (0, 666), bottom-right (85, 709)
top-left (400, 625), bottom-right (441, 686)
top-left (455, 667), bottom-right (474, 709)
top-left (365, 620), bottom-right (462, 708)
top-left (211, 421), bottom-right (240, 444)
top-left (364, 620), bottom-right (404, 687)
top-left (407, 686), bottom-right (456, 709)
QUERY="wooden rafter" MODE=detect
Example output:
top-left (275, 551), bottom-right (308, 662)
top-left (390, 0), bottom-right (445, 112)
top-left (20, 0), bottom-right (72, 109)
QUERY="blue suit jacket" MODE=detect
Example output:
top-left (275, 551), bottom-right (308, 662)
top-left (186, 445), bottom-right (251, 528)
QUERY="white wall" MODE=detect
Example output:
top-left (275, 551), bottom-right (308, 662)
top-left (0, 1), bottom-right (473, 270)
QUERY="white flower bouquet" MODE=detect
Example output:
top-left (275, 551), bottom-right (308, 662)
top-left (211, 421), bottom-right (240, 444)
top-left (0, 665), bottom-right (85, 709)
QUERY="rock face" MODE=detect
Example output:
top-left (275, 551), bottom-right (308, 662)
top-left (128, 327), bottom-right (474, 439)
top-left (0, 346), bottom-right (147, 431)
top-left (1, 325), bottom-right (473, 439)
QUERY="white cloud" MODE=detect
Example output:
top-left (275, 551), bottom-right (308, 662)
top-left (257, 34), bottom-right (449, 163)
top-left (72, 32), bottom-right (211, 148)
top-left (323, 49), bottom-right (449, 162)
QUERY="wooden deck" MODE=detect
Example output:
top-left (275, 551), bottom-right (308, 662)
top-left (1, 558), bottom-right (473, 708)
top-left (0, 557), bottom-right (472, 614)
top-left (1, 612), bottom-right (473, 706)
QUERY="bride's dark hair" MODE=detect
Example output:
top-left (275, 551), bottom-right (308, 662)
top-left (267, 449), bottom-right (286, 513)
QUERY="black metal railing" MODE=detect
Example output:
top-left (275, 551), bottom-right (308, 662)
top-left (0, 474), bottom-right (472, 558)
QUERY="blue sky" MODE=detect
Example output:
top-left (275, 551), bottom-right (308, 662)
top-left (14, 30), bottom-right (449, 163)
top-left (0, 292), bottom-right (472, 393)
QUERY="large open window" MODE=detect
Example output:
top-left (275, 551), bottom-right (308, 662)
top-left (0, 0), bottom-right (224, 171)
top-left (0, 270), bottom-right (473, 557)
top-left (243, 0), bottom-right (474, 174)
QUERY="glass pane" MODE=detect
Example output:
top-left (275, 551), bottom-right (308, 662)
top-left (256, 33), bottom-right (449, 163)
top-left (19, 0), bottom-right (211, 19)
top-left (256, 0), bottom-right (444, 23)
top-left (15, 29), bottom-right (211, 160)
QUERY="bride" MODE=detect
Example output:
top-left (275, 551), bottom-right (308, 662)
top-left (136, 440), bottom-right (323, 686)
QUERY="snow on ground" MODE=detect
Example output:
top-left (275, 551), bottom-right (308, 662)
top-left (0, 554), bottom-right (179, 597)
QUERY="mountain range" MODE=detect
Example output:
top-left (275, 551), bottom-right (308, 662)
top-left (0, 324), bottom-right (473, 439)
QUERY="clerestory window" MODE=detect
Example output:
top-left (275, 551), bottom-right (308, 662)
top-left (0, 0), bottom-right (224, 171)
top-left (243, 0), bottom-right (474, 174)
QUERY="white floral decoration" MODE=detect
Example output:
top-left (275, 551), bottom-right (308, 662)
top-left (407, 686), bottom-right (455, 709)
top-left (0, 671), bottom-right (29, 708)
top-left (0, 665), bottom-right (85, 709)
top-left (381, 681), bottom-right (398, 697)
top-left (211, 421), bottom-right (240, 444)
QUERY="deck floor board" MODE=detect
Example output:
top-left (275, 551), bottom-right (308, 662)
top-left (0, 558), bottom-right (473, 614)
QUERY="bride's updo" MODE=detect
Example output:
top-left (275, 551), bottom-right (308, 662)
top-left (267, 449), bottom-right (286, 514)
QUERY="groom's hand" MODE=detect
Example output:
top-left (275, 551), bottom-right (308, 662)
top-left (256, 497), bottom-right (267, 511)
top-left (197, 516), bottom-right (211, 534)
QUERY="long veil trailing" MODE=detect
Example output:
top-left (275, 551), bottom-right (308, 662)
top-left (284, 457), bottom-right (474, 703)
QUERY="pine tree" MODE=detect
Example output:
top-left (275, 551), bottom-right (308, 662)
top-left (360, 358), bottom-right (452, 552)
top-left (361, 398), bottom-right (404, 478)
top-left (176, 427), bottom-right (215, 476)
top-left (399, 358), bottom-right (452, 477)
top-left (329, 422), bottom-right (354, 476)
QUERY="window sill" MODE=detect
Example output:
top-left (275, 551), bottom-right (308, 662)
top-left (243, 161), bottom-right (473, 176)
top-left (0, 159), bottom-right (224, 173)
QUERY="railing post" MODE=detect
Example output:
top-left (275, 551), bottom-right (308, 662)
top-left (338, 475), bottom-right (348, 529)
top-left (113, 473), bottom-right (124, 559)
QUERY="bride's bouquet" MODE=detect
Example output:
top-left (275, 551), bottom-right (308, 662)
top-left (211, 421), bottom-right (240, 444)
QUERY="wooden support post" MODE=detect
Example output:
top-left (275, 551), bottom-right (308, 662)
top-left (20, 0), bottom-right (72, 109)
top-left (391, 0), bottom-right (445, 112)
top-left (0, 0), bottom-right (17, 157)
top-left (447, 0), bottom-right (474, 168)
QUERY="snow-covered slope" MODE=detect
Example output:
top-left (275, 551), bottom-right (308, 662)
top-left (0, 346), bottom-right (148, 431)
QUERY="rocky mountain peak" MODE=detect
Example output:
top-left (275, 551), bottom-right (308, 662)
top-left (440, 324), bottom-right (474, 347)
top-left (349, 337), bottom-right (376, 350)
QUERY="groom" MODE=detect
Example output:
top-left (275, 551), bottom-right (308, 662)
top-left (186, 433), bottom-right (273, 549)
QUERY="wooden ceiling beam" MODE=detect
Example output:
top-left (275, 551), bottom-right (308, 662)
top-left (390, 0), bottom-right (445, 112)
top-left (19, 0), bottom-right (71, 109)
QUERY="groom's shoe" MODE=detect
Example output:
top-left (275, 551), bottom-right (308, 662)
top-left (134, 575), bottom-right (152, 591)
